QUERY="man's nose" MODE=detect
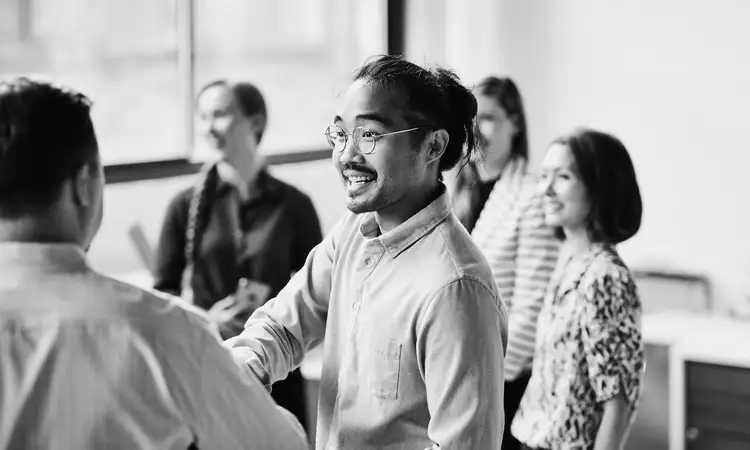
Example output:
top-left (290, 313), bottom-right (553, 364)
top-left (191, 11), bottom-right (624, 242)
top-left (338, 135), bottom-right (363, 165)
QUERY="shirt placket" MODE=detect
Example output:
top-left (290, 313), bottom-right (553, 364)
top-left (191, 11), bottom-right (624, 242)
top-left (329, 238), bottom-right (385, 449)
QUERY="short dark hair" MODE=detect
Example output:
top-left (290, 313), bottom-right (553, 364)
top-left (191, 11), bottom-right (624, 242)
top-left (476, 76), bottom-right (528, 161)
top-left (0, 77), bottom-right (97, 218)
top-left (553, 128), bottom-right (642, 244)
top-left (197, 79), bottom-right (268, 142)
top-left (353, 55), bottom-right (478, 177)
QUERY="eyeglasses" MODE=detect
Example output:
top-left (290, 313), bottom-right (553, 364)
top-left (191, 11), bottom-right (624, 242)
top-left (324, 125), bottom-right (424, 154)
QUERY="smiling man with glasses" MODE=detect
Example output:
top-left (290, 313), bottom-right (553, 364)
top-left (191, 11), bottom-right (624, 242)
top-left (227, 55), bottom-right (508, 449)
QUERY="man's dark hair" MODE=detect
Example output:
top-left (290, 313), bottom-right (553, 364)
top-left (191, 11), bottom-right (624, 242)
top-left (553, 128), bottom-right (643, 244)
top-left (0, 77), bottom-right (97, 217)
top-left (353, 55), bottom-right (479, 178)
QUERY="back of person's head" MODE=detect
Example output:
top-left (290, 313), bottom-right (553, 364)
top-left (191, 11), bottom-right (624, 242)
top-left (0, 77), bottom-right (100, 217)
top-left (476, 76), bottom-right (528, 161)
top-left (0, 77), bottom-right (102, 248)
top-left (353, 54), bottom-right (479, 178)
top-left (196, 79), bottom-right (267, 142)
top-left (553, 128), bottom-right (642, 244)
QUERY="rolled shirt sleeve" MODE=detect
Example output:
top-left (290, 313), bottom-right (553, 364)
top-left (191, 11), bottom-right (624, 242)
top-left (580, 269), bottom-right (644, 408)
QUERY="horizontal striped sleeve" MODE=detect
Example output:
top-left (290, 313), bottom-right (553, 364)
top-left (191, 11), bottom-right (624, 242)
top-left (503, 190), bottom-right (560, 381)
top-left (471, 180), bottom-right (519, 302)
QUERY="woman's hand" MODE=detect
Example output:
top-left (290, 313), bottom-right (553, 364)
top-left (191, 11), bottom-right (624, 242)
top-left (206, 295), bottom-right (249, 325)
top-left (206, 278), bottom-right (272, 328)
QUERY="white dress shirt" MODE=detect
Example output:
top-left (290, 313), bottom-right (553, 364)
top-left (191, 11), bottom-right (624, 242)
top-left (0, 242), bottom-right (307, 450)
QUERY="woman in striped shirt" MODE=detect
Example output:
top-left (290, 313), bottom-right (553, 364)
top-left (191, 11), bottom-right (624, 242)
top-left (457, 77), bottom-right (560, 450)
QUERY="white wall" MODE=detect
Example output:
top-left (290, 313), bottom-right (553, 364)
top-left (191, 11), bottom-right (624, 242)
top-left (408, 0), bottom-right (750, 311)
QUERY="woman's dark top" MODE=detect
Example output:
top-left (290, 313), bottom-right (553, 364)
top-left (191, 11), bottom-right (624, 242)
top-left (153, 168), bottom-right (322, 430)
top-left (154, 169), bottom-right (322, 314)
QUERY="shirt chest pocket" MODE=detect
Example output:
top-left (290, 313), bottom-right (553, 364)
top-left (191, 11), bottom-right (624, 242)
top-left (369, 339), bottom-right (402, 400)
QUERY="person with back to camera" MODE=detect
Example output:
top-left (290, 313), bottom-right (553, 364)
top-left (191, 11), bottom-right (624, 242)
top-left (153, 79), bottom-right (322, 430)
top-left (512, 128), bottom-right (645, 450)
top-left (0, 77), bottom-right (307, 449)
top-left (225, 54), bottom-right (509, 449)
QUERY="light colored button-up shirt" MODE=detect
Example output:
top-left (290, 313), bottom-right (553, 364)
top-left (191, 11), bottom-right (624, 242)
top-left (0, 242), bottom-right (307, 450)
top-left (227, 190), bottom-right (509, 449)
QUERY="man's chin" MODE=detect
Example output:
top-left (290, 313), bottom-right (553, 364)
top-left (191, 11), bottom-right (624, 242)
top-left (345, 195), bottom-right (376, 215)
top-left (345, 202), bottom-right (370, 215)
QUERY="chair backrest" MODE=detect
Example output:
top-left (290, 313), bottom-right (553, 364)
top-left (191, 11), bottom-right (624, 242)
top-left (633, 269), bottom-right (711, 314)
top-left (128, 222), bottom-right (155, 276)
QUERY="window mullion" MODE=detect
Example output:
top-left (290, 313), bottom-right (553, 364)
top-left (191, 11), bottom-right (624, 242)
top-left (177, 0), bottom-right (195, 160)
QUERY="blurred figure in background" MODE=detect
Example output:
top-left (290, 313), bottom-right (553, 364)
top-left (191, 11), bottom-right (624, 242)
top-left (454, 76), bottom-right (559, 450)
top-left (450, 153), bottom-right (492, 232)
top-left (227, 55), bottom-right (508, 449)
top-left (512, 128), bottom-right (644, 450)
top-left (0, 77), bottom-right (307, 449)
top-left (153, 79), bottom-right (321, 430)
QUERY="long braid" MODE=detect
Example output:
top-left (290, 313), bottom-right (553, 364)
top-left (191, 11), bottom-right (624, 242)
top-left (181, 162), bottom-right (219, 302)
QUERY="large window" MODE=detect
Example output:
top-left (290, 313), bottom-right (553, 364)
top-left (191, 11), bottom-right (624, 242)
top-left (0, 0), bottom-right (388, 166)
top-left (0, 0), bottom-right (182, 165)
top-left (192, 0), bottom-right (388, 158)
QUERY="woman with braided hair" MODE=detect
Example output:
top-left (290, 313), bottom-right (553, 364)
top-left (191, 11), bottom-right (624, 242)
top-left (153, 79), bottom-right (322, 430)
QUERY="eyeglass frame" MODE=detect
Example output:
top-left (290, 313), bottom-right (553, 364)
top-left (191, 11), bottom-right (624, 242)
top-left (324, 125), bottom-right (429, 154)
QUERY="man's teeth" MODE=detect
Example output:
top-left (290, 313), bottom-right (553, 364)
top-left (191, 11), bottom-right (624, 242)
top-left (348, 175), bottom-right (374, 184)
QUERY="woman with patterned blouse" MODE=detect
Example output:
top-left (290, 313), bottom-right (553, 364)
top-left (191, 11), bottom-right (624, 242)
top-left (511, 128), bottom-right (644, 450)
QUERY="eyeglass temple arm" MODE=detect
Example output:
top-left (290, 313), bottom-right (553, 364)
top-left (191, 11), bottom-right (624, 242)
top-left (379, 127), bottom-right (422, 137)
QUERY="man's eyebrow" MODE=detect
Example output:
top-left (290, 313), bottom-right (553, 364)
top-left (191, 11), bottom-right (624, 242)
top-left (355, 113), bottom-right (394, 127)
top-left (333, 115), bottom-right (343, 124)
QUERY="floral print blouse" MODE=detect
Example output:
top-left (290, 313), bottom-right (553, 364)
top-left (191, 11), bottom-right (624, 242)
top-left (511, 243), bottom-right (644, 450)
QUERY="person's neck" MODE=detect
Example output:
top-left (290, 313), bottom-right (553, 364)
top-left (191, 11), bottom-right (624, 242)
top-left (219, 151), bottom-right (263, 200)
top-left (561, 226), bottom-right (594, 259)
top-left (0, 213), bottom-right (80, 246)
top-left (375, 181), bottom-right (443, 234)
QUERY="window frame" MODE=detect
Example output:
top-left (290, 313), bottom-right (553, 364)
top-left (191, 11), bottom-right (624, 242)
top-left (104, 0), bottom-right (405, 184)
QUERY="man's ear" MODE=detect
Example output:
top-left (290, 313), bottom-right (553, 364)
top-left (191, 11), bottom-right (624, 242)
top-left (426, 129), bottom-right (450, 165)
top-left (72, 163), bottom-right (92, 207)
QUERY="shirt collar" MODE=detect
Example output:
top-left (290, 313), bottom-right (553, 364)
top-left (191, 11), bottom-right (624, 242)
top-left (555, 242), bottom-right (613, 298)
top-left (359, 185), bottom-right (452, 258)
top-left (215, 167), bottom-right (281, 203)
top-left (0, 242), bottom-right (89, 273)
